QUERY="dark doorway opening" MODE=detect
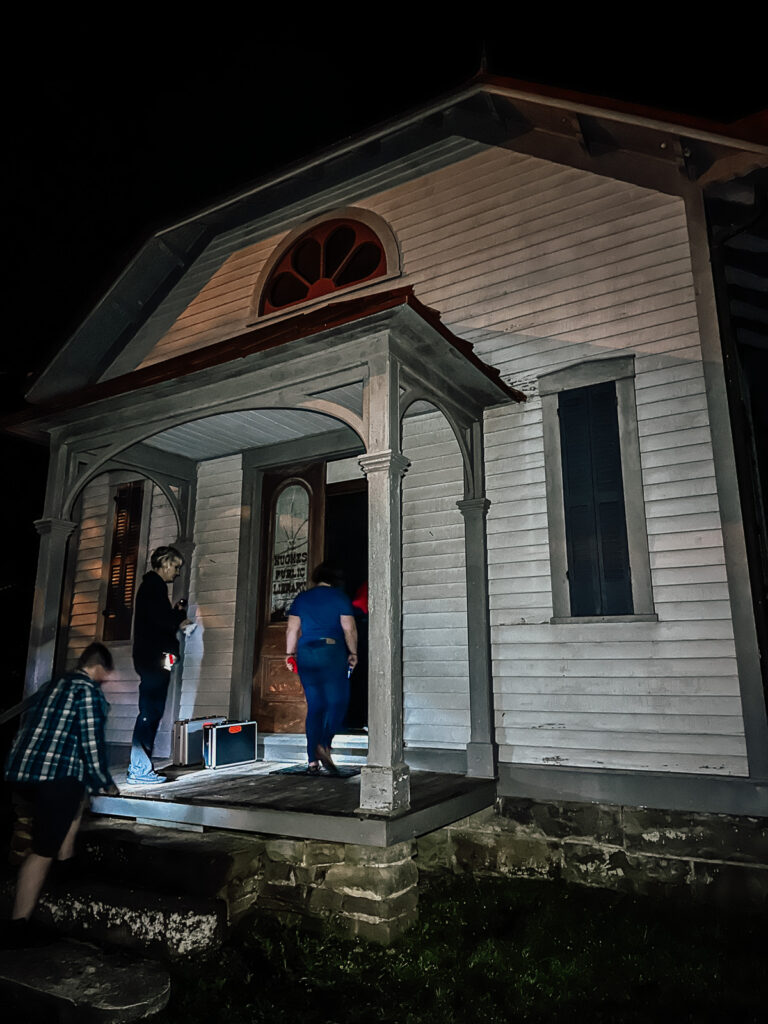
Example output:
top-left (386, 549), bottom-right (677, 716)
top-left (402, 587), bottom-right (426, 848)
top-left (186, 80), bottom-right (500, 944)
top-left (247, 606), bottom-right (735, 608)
top-left (325, 480), bottom-right (368, 730)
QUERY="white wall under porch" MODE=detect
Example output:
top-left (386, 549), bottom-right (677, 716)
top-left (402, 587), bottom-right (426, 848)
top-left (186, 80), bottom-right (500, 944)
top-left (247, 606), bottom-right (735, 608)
top-left (62, 471), bottom-right (178, 751)
top-left (401, 406), bottom-right (470, 753)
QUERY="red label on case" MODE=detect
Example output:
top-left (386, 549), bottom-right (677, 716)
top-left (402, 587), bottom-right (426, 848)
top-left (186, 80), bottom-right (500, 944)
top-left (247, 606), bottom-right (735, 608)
top-left (228, 725), bottom-right (242, 734)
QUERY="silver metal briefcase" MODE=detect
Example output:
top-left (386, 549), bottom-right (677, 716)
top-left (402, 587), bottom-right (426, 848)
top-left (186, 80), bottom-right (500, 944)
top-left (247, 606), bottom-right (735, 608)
top-left (172, 716), bottom-right (227, 766)
top-left (202, 720), bottom-right (258, 769)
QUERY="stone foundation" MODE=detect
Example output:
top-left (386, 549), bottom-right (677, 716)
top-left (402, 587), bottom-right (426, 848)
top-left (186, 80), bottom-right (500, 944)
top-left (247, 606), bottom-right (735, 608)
top-left (416, 799), bottom-right (768, 912)
top-left (27, 797), bottom-right (766, 957)
top-left (72, 822), bottom-right (419, 948)
top-left (259, 837), bottom-right (418, 943)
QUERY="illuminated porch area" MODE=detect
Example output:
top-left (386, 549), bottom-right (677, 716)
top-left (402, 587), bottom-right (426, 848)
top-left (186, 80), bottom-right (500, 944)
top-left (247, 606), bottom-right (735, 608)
top-left (92, 759), bottom-right (496, 846)
top-left (17, 287), bottom-right (524, 820)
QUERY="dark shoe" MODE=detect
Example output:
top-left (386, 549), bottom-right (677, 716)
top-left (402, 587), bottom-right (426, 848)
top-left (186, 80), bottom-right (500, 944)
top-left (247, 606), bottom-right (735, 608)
top-left (0, 918), bottom-right (55, 949)
top-left (315, 745), bottom-right (339, 774)
top-left (307, 764), bottom-right (321, 776)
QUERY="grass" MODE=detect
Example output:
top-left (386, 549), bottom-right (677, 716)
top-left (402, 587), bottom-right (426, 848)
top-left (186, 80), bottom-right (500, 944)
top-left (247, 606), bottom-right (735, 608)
top-left (154, 873), bottom-right (767, 1023)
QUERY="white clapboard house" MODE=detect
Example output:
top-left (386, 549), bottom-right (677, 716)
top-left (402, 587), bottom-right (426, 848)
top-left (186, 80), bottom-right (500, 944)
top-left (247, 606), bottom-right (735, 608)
top-left (10, 75), bottom-right (767, 831)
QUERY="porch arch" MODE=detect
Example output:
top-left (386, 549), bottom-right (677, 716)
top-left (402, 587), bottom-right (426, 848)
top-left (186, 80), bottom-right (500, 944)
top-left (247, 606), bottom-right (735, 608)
top-left (66, 465), bottom-right (185, 539)
top-left (62, 399), bottom-right (366, 523)
top-left (400, 390), bottom-right (474, 498)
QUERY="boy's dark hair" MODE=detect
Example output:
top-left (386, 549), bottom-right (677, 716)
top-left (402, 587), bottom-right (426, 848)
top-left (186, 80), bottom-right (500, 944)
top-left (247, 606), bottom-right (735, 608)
top-left (311, 562), bottom-right (345, 587)
top-left (76, 643), bottom-right (114, 673)
top-left (151, 545), bottom-right (183, 569)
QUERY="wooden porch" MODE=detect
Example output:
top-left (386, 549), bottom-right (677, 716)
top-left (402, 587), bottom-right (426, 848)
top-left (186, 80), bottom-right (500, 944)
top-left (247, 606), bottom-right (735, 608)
top-left (91, 759), bottom-right (495, 847)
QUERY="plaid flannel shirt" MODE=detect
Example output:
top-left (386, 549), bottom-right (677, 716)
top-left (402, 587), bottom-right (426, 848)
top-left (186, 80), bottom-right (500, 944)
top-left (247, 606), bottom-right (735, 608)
top-left (5, 672), bottom-right (114, 793)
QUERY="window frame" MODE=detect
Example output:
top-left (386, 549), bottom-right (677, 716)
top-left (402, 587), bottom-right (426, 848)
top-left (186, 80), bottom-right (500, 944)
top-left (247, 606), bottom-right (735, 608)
top-left (539, 355), bottom-right (657, 623)
top-left (250, 207), bottom-right (401, 325)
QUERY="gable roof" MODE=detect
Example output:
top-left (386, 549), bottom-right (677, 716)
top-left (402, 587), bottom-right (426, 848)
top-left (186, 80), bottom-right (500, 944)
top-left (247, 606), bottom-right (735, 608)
top-left (27, 74), bottom-right (768, 405)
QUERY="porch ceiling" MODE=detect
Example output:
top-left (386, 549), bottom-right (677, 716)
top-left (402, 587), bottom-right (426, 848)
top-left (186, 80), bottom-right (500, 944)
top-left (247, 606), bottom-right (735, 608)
top-left (143, 407), bottom-right (351, 460)
top-left (142, 396), bottom-right (437, 461)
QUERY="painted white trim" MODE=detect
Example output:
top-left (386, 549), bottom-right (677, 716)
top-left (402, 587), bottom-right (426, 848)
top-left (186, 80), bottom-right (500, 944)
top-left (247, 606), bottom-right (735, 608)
top-left (539, 354), bottom-right (655, 620)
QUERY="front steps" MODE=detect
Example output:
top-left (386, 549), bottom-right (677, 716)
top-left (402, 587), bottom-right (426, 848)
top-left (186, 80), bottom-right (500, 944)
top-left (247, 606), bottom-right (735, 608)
top-left (1, 819), bottom-right (266, 962)
top-left (3, 812), bottom-right (420, 958)
top-left (0, 939), bottom-right (170, 1023)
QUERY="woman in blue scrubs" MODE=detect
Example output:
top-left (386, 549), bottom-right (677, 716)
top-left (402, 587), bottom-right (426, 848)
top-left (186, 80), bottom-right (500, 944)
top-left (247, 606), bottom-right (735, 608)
top-left (285, 563), bottom-right (358, 774)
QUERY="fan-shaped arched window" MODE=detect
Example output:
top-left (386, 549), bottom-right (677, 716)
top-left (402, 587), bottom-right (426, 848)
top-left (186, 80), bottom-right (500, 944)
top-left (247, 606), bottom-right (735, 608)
top-left (259, 218), bottom-right (387, 316)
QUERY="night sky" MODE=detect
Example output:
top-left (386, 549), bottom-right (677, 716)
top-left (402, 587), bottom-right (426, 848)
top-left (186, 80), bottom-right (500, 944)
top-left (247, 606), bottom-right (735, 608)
top-left (1, 26), bottom-right (765, 696)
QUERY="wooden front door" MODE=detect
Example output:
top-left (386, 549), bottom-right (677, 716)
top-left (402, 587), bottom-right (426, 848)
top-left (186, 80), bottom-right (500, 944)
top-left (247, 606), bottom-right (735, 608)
top-left (251, 462), bottom-right (325, 732)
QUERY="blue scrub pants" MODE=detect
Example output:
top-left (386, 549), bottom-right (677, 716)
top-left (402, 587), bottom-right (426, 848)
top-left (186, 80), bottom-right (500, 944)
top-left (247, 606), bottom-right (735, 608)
top-left (297, 641), bottom-right (350, 762)
top-left (129, 667), bottom-right (170, 777)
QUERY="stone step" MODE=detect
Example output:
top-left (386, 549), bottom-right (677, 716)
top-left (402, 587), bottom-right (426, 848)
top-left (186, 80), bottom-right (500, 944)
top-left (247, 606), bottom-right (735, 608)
top-left (261, 731), bottom-right (368, 764)
top-left (77, 818), bottom-right (265, 910)
top-left (1, 874), bottom-right (227, 960)
top-left (0, 938), bottom-right (170, 1023)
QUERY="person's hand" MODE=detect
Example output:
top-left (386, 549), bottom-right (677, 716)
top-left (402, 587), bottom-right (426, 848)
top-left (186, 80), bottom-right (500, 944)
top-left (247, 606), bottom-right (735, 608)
top-left (179, 618), bottom-right (193, 629)
top-left (347, 653), bottom-right (358, 668)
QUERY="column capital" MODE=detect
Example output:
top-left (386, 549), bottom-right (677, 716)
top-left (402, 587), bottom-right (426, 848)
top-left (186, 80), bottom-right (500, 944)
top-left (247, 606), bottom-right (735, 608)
top-left (358, 450), bottom-right (411, 478)
top-left (33, 518), bottom-right (77, 539)
top-left (173, 537), bottom-right (196, 559)
top-left (456, 497), bottom-right (491, 518)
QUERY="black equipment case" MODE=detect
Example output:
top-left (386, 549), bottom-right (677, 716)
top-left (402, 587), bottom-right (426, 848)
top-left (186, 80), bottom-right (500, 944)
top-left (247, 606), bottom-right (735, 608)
top-left (203, 720), bottom-right (258, 769)
top-left (172, 716), bottom-right (227, 766)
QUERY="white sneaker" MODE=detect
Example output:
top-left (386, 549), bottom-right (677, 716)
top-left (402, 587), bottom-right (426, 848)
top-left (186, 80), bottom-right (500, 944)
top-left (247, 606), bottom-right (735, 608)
top-left (125, 771), bottom-right (168, 785)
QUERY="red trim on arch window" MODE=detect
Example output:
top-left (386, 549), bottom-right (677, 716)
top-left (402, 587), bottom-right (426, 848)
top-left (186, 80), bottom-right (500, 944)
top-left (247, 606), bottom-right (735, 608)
top-left (259, 219), bottom-right (387, 315)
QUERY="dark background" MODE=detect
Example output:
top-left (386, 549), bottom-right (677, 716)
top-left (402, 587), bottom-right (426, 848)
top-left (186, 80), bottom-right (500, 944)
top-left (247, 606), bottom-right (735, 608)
top-left (2, 23), bottom-right (766, 706)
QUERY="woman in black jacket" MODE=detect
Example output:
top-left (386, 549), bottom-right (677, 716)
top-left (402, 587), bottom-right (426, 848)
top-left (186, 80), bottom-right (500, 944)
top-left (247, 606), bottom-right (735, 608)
top-left (127, 546), bottom-right (191, 784)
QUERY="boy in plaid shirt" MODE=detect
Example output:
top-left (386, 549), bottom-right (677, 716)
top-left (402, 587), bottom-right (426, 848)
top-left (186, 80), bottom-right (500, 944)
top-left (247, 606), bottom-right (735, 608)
top-left (2, 642), bottom-right (118, 947)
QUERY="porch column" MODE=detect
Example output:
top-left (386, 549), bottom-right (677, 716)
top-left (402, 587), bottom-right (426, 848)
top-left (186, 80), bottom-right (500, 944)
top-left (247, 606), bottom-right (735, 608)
top-left (457, 497), bottom-right (498, 778)
top-left (24, 517), bottom-right (77, 697)
top-left (358, 450), bottom-right (411, 815)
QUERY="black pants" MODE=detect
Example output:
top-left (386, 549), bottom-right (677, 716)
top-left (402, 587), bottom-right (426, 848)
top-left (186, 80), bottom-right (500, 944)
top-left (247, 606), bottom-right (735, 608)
top-left (129, 667), bottom-right (170, 776)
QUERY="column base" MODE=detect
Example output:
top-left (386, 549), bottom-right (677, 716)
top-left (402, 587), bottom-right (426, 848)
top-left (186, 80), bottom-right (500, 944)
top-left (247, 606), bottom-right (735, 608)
top-left (357, 763), bottom-right (411, 817)
top-left (466, 741), bottom-right (498, 779)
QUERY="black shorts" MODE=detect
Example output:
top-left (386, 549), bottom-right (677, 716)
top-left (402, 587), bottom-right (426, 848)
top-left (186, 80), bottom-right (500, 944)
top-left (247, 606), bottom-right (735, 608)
top-left (15, 779), bottom-right (86, 857)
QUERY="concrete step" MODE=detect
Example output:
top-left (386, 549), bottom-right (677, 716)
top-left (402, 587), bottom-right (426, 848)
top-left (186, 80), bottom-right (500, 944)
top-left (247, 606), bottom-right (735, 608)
top-left (35, 877), bottom-right (227, 960)
top-left (77, 818), bottom-right (265, 909)
top-left (0, 938), bottom-right (170, 1022)
top-left (2, 818), bottom-right (267, 962)
top-left (261, 731), bottom-right (368, 764)
top-left (1, 872), bottom-right (227, 961)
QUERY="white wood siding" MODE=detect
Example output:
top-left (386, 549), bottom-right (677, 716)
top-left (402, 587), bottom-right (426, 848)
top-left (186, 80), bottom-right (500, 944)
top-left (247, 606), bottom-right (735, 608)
top-left (402, 410), bottom-right (469, 750)
top-left (485, 383), bottom-right (745, 777)
top-left (179, 455), bottom-right (242, 719)
top-left (65, 475), bottom-right (110, 665)
top-left (132, 146), bottom-right (747, 774)
top-left (65, 478), bottom-right (176, 746)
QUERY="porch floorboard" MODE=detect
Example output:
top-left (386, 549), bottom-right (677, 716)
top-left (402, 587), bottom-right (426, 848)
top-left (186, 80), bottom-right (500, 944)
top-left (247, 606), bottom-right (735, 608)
top-left (90, 762), bottom-right (495, 847)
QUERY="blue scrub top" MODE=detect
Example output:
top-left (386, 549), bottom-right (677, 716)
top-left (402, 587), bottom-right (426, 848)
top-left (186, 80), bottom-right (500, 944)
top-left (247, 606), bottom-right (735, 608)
top-left (288, 586), bottom-right (354, 646)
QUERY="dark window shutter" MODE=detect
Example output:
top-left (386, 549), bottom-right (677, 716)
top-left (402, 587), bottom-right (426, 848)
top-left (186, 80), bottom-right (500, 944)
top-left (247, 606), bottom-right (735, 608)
top-left (103, 481), bottom-right (144, 641)
top-left (559, 382), bottom-right (633, 616)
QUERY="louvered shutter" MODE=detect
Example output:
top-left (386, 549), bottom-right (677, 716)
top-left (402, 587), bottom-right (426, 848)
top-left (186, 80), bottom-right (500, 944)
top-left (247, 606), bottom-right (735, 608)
top-left (559, 382), bottom-right (632, 616)
top-left (103, 481), bottom-right (144, 641)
